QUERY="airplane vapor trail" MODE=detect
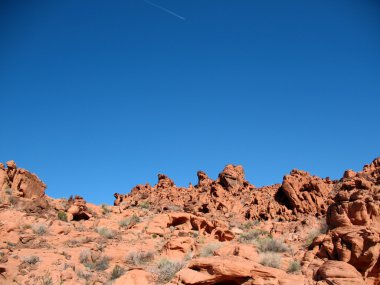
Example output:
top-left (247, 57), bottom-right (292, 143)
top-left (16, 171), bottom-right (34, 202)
top-left (142, 0), bottom-right (185, 20)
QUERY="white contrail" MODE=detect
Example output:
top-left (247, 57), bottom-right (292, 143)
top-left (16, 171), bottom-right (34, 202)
top-left (142, 0), bottom-right (186, 20)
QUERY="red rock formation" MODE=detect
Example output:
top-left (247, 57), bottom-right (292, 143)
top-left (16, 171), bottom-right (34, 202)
top-left (277, 169), bottom-right (334, 217)
top-left (115, 164), bottom-right (337, 224)
top-left (173, 256), bottom-right (305, 285)
top-left (310, 157), bottom-right (380, 283)
top-left (0, 160), bottom-right (46, 199)
top-left (67, 195), bottom-right (92, 221)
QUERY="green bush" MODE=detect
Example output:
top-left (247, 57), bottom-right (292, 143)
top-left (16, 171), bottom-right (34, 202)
top-left (57, 211), bottom-right (68, 221)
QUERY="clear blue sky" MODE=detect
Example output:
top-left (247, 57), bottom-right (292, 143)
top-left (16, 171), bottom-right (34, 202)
top-left (1, 0), bottom-right (379, 205)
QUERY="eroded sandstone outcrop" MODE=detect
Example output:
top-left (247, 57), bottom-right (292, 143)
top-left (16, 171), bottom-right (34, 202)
top-left (309, 158), bottom-right (380, 283)
top-left (67, 195), bottom-right (92, 221)
top-left (276, 169), bottom-right (334, 218)
top-left (0, 160), bottom-right (46, 199)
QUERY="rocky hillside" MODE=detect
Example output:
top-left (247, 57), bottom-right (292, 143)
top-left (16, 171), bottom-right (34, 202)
top-left (0, 158), bottom-right (379, 285)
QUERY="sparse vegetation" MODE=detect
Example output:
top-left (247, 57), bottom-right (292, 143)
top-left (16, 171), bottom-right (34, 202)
top-left (20, 223), bottom-right (32, 231)
top-left (260, 253), bottom-right (281, 268)
top-left (57, 211), bottom-right (68, 221)
top-left (119, 214), bottom-right (140, 228)
top-left (22, 255), bottom-right (40, 265)
top-left (240, 220), bottom-right (260, 230)
top-left (9, 196), bottom-right (17, 205)
top-left (96, 227), bottom-right (116, 239)
top-left (155, 258), bottom-right (185, 284)
top-left (5, 188), bottom-right (12, 195)
top-left (199, 243), bottom-right (221, 257)
top-left (77, 269), bottom-right (92, 281)
top-left (139, 200), bottom-right (150, 209)
top-left (101, 204), bottom-right (112, 214)
top-left (287, 259), bottom-right (301, 273)
top-left (239, 229), bottom-right (268, 243)
top-left (305, 220), bottom-right (328, 247)
top-left (32, 224), bottom-right (48, 236)
top-left (37, 272), bottom-right (53, 285)
top-left (125, 250), bottom-right (154, 265)
top-left (110, 265), bottom-right (125, 280)
top-left (257, 238), bottom-right (289, 253)
top-left (79, 249), bottom-right (110, 271)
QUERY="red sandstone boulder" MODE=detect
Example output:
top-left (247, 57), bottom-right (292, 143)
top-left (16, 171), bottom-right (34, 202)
top-left (315, 260), bottom-right (365, 284)
top-left (217, 165), bottom-right (247, 192)
top-left (278, 169), bottom-right (334, 217)
top-left (310, 158), bottom-right (380, 283)
top-left (67, 195), bottom-right (92, 221)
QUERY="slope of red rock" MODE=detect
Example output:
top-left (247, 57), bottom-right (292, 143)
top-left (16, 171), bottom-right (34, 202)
top-left (0, 158), bottom-right (379, 285)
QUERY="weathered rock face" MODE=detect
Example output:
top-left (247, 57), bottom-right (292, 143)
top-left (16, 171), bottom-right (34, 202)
top-left (173, 256), bottom-right (304, 285)
top-left (115, 164), bottom-right (337, 224)
top-left (0, 161), bottom-right (46, 199)
top-left (0, 163), bottom-right (10, 191)
top-left (277, 169), bottom-right (334, 217)
top-left (67, 195), bottom-right (92, 221)
top-left (315, 260), bottom-right (365, 285)
top-left (310, 158), bottom-right (380, 283)
top-left (217, 165), bottom-right (246, 192)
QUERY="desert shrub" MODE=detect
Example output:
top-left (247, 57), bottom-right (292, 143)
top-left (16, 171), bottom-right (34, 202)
top-left (155, 258), bottom-right (185, 284)
top-left (287, 259), bottom-right (301, 273)
top-left (32, 224), bottom-right (48, 236)
top-left (119, 214), bottom-right (140, 228)
top-left (152, 233), bottom-right (158, 238)
top-left (101, 204), bottom-right (112, 214)
top-left (77, 269), bottom-right (92, 281)
top-left (96, 227), bottom-right (115, 239)
top-left (239, 229), bottom-right (268, 243)
top-left (21, 223), bottom-right (32, 230)
top-left (57, 211), bottom-right (68, 221)
top-left (199, 243), bottom-right (221, 257)
top-left (79, 249), bottom-right (110, 271)
top-left (260, 253), bottom-right (281, 268)
top-left (257, 238), bottom-right (289, 253)
top-left (38, 272), bottom-right (53, 285)
top-left (125, 251), bottom-right (154, 265)
top-left (79, 249), bottom-right (92, 264)
top-left (77, 222), bottom-right (87, 232)
top-left (139, 200), bottom-right (150, 209)
top-left (9, 196), bottom-right (17, 205)
top-left (165, 205), bottom-right (182, 212)
top-left (23, 255), bottom-right (40, 265)
top-left (240, 220), bottom-right (260, 230)
top-left (5, 188), bottom-right (12, 195)
top-left (305, 219), bottom-right (329, 246)
top-left (110, 265), bottom-right (125, 280)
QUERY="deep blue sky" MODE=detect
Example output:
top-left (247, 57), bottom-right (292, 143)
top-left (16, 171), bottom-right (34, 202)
top-left (1, 0), bottom-right (379, 205)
